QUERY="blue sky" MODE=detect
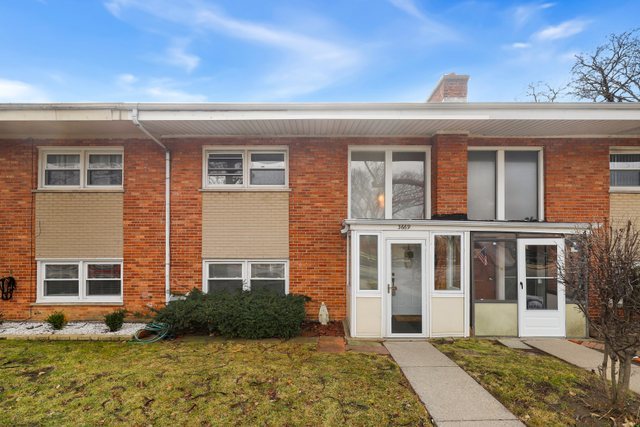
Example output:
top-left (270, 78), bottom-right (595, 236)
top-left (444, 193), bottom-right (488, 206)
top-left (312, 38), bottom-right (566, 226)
top-left (0, 0), bottom-right (638, 102)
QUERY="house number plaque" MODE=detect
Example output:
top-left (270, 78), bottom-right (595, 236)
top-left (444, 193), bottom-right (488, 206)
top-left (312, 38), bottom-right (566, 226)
top-left (398, 224), bottom-right (411, 230)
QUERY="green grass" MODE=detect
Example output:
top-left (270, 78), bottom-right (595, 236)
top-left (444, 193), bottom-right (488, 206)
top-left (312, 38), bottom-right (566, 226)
top-left (432, 339), bottom-right (639, 426)
top-left (0, 339), bottom-right (430, 426)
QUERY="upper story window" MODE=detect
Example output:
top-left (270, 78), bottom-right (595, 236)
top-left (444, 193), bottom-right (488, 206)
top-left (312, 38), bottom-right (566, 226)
top-left (610, 152), bottom-right (640, 189)
top-left (468, 148), bottom-right (543, 221)
top-left (40, 148), bottom-right (123, 189)
top-left (349, 147), bottom-right (429, 219)
top-left (204, 147), bottom-right (288, 189)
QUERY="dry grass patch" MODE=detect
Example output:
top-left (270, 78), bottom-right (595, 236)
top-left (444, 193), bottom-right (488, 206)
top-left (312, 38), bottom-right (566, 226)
top-left (0, 339), bottom-right (429, 426)
top-left (432, 338), bottom-right (640, 426)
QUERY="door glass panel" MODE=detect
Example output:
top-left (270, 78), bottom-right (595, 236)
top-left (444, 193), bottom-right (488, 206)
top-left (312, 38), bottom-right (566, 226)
top-left (525, 245), bottom-right (558, 310)
top-left (392, 152), bottom-right (425, 219)
top-left (391, 243), bottom-right (422, 334)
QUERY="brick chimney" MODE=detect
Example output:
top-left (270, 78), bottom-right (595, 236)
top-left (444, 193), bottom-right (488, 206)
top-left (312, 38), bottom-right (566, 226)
top-left (427, 73), bottom-right (469, 103)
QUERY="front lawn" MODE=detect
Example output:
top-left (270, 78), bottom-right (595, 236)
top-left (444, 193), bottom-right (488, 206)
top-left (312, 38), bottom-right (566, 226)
top-left (0, 339), bottom-right (429, 426)
top-left (432, 339), bottom-right (640, 426)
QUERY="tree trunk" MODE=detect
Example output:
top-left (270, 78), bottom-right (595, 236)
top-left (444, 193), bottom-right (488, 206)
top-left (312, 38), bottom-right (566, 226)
top-left (617, 351), bottom-right (633, 405)
top-left (610, 356), bottom-right (618, 404)
top-left (601, 341), bottom-right (609, 382)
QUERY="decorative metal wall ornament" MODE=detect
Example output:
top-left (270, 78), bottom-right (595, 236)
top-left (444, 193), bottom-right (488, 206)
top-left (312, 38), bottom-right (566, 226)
top-left (0, 276), bottom-right (16, 300)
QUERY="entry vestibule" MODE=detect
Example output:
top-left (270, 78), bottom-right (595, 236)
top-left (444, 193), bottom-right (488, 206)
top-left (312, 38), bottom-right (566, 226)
top-left (346, 222), bottom-right (588, 339)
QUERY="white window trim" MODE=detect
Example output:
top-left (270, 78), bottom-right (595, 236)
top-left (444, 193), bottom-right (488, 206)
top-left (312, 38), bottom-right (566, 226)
top-left (431, 232), bottom-right (464, 295)
top-left (37, 259), bottom-right (123, 303)
top-left (348, 145), bottom-right (432, 220)
top-left (202, 260), bottom-right (289, 293)
top-left (355, 232), bottom-right (383, 295)
top-left (468, 147), bottom-right (544, 221)
top-left (202, 146), bottom-right (289, 190)
top-left (610, 148), bottom-right (640, 192)
top-left (38, 147), bottom-right (124, 190)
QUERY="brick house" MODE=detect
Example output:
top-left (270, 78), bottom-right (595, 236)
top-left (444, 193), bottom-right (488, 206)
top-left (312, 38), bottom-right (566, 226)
top-left (1, 74), bottom-right (639, 338)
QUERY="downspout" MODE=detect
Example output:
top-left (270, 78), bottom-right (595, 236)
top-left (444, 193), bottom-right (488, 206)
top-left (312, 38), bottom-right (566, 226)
top-left (131, 107), bottom-right (172, 304)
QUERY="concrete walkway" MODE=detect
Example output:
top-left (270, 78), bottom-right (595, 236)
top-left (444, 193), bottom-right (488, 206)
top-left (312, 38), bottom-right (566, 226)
top-left (525, 339), bottom-right (640, 394)
top-left (385, 341), bottom-right (523, 426)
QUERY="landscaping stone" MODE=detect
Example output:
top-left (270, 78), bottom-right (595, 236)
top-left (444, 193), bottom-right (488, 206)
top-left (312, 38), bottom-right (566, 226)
top-left (0, 321), bottom-right (146, 339)
top-left (317, 336), bottom-right (346, 353)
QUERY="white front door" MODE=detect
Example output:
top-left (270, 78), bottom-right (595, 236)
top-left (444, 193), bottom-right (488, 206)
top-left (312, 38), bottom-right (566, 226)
top-left (385, 239), bottom-right (426, 337)
top-left (517, 238), bottom-right (565, 337)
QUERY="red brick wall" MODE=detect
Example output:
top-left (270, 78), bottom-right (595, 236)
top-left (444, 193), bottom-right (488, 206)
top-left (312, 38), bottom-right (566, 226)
top-left (122, 140), bottom-right (166, 314)
top-left (2, 135), bottom-right (639, 322)
top-left (431, 133), bottom-right (468, 217)
top-left (165, 140), bottom-right (203, 296)
top-left (0, 141), bottom-right (36, 319)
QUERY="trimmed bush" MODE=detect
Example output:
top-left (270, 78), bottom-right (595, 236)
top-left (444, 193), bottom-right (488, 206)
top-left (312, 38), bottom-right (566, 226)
top-left (154, 288), bottom-right (308, 339)
top-left (45, 312), bottom-right (67, 330)
top-left (104, 309), bottom-right (126, 332)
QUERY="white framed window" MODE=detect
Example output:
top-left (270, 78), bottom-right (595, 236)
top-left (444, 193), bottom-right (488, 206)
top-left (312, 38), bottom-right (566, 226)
top-left (37, 260), bottom-right (123, 303)
top-left (467, 147), bottom-right (544, 221)
top-left (610, 151), bottom-right (640, 190)
top-left (203, 260), bottom-right (288, 294)
top-left (349, 146), bottom-right (430, 219)
top-left (432, 232), bottom-right (463, 294)
top-left (39, 147), bottom-right (124, 189)
top-left (203, 147), bottom-right (288, 189)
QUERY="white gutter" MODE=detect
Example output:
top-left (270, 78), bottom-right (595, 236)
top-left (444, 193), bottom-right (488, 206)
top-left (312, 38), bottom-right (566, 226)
top-left (132, 107), bottom-right (172, 304)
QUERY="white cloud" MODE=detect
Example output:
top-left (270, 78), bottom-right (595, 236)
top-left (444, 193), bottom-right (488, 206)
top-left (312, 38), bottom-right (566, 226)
top-left (164, 41), bottom-right (200, 73)
top-left (116, 73), bottom-right (138, 85)
top-left (388, 0), bottom-right (426, 21)
top-left (386, 0), bottom-right (457, 40)
top-left (512, 2), bottom-right (555, 27)
top-left (510, 42), bottom-right (531, 49)
top-left (0, 78), bottom-right (48, 102)
top-left (533, 18), bottom-right (589, 41)
top-left (104, 0), bottom-right (364, 99)
top-left (144, 85), bottom-right (207, 102)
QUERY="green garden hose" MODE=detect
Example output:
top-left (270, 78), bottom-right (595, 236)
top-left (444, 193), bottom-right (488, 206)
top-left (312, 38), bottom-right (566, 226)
top-left (131, 322), bottom-right (172, 344)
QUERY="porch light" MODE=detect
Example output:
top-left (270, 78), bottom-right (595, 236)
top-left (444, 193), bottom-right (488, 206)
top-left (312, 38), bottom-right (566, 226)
top-left (377, 193), bottom-right (384, 208)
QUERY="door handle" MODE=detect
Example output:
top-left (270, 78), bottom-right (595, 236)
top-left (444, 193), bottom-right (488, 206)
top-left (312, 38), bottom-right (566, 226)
top-left (387, 284), bottom-right (398, 295)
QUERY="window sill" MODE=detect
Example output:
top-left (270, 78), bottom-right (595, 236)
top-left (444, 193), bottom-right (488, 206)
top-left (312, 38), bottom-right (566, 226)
top-left (199, 188), bottom-right (291, 193)
top-left (32, 302), bottom-right (124, 306)
top-left (610, 187), bottom-right (640, 194)
top-left (33, 189), bottom-right (124, 193)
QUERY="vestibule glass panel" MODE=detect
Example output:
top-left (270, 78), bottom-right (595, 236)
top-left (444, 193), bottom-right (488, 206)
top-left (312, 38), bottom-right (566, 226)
top-left (390, 243), bottom-right (422, 334)
top-left (472, 236), bottom-right (517, 301)
top-left (434, 235), bottom-right (461, 291)
top-left (525, 245), bottom-right (558, 310)
top-left (350, 152), bottom-right (385, 219)
top-left (467, 151), bottom-right (496, 220)
top-left (505, 151), bottom-right (538, 220)
top-left (359, 235), bottom-right (378, 291)
top-left (392, 152), bottom-right (425, 219)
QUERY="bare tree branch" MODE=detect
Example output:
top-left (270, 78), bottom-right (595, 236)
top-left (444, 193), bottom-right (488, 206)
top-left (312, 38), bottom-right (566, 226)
top-left (569, 28), bottom-right (640, 102)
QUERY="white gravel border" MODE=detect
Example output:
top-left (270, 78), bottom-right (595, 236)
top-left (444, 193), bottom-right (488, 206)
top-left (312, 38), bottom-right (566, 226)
top-left (0, 321), bottom-right (147, 336)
